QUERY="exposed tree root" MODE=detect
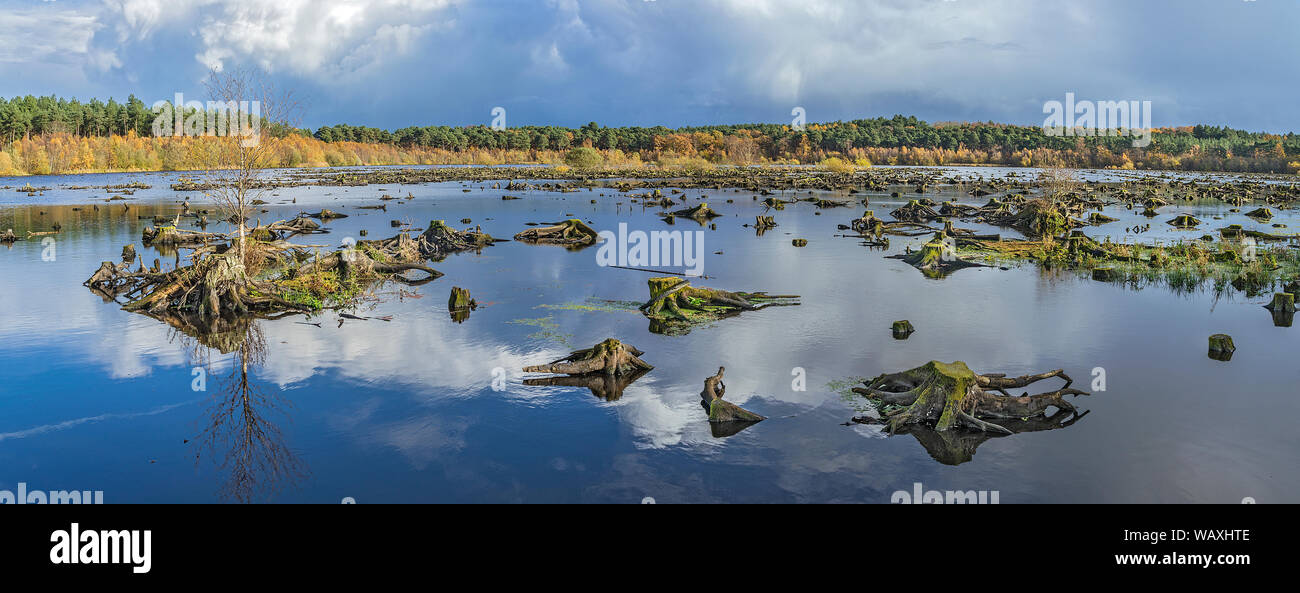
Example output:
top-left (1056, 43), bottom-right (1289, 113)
top-left (522, 338), bottom-right (653, 376)
top-left (890, 200), bottom-right (943, 223)
top-left (980, 199), bottom-right (1082, 238)
top-left (668, 203), bottom-right (721, 220)
top-left (888, 232), bottom-right (988, 277)
top-left (850, 210), bottom-right (938, 237)
top-left (85, 232), bottom-right (441, 320)
top-left (142, 225), bottom-right (226, 247)
top-left (639, 277), bottom-right (799, 332)
top-left (417, 220), bottom-right (501, 259)
top-left (852, 360), bottom-right (1090, 435)
top-left (513, 219), bottom-right (599, 247)
top-left (251, 216), bottom-right (323, 241)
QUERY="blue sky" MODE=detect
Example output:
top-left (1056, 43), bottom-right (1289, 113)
top-left (1, 0), bottom-right (1296, 132)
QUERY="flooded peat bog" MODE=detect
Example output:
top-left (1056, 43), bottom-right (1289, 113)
top-left (1, 166), bottom-right (1297, 503)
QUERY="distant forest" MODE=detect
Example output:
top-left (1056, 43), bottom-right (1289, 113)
top-left (2, 94), bottom-right (1298, 175)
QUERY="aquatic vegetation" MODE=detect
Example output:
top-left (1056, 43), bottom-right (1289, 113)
top-left (536, 298), bottom-right (642, 314)
top-left (508, 315), bottom-right (572, 346)
top-left (957, 225), bottom-right (1300, 296)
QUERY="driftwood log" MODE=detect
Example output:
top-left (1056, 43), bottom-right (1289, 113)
top-left (699, 367), bottom-right (765, 423)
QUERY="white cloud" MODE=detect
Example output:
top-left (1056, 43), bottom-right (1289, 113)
top-left (0, 7), bottom-right (115, 69)
top-left (105, 0), bottom-right (461, 77)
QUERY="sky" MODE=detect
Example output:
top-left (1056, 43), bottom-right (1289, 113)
top-left (1, 0), bottom-right (1297, 132)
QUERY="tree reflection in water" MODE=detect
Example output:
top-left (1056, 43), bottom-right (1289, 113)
top-left (170, 315), bottom-right (307, 502)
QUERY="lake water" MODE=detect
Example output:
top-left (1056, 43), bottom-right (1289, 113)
top-left (1, 166), bottom-right (1296, 503)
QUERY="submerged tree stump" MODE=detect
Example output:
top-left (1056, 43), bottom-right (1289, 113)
top-left (888, 233), bottom-right (985, 277)
top-left (513, 219), bottom-right (599, 247)
top-left (309, 209), bottom-right (347, 220)
top-left (448, 289), bottom-right (475, 322)
top-left (1264, 292), bottom-right (1296, 313)
top-left (449, 286), bottom-right (473, 309)
top-left (1167, 215), bottom-right (1202, 228)
top-left (1087, 212), bottom-right (1118, 225)
top-left (852, 361), bottom-right (1089, 435)
top-left (700, 367), bottom-right (766, 424)
top-left (665, 203), bottom-right (721, 222)
top-left (891, 320), bottom-right (915, 339)
top-left (523, 338), bottom-right (653, 376)
top-left (1208, 334), bottom-right (1236, 361)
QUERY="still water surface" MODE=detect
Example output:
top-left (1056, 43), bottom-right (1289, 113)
top-left (1, 167), bottom-right (1296, 502)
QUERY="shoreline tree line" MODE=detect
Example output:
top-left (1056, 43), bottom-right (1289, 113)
top-left (2, 95), bottom-right (1297, 175)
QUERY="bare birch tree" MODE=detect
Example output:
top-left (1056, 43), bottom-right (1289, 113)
top-left (202, 68), bottom-right (300, 265)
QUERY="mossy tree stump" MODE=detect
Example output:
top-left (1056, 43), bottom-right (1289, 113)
top-left (669, 203), bottom-right (721, 220)
top-left (416, 220), bottom-right (498, 259)
top-left (513, 219), bottom-right (599, 247)
top-left (87, 232), bottom-right (439, 320)
top-left (1245, 207), bottom-right (1274, 220)
top-left (639, 277), bottom-right (799, 327)
top-left (853, 361), bottom-right (1089, 434)
top-left (449, 286), bottom-right (477, 310)
top-left (891, 320), bottom-right (915, 339)
top-left (1265, 292), bottom-right (1295, 313)
top-left (889, 233), bottom-right (983, 277)
top-left (1208, 334), bottom-right (1235, 361)
top-left (1167, 215), bottom-right (1201, 228)
top-left (523, 338), bottom-right (653, 376)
